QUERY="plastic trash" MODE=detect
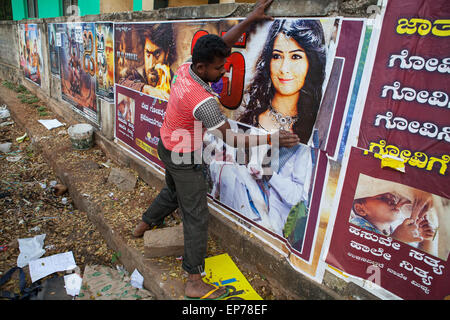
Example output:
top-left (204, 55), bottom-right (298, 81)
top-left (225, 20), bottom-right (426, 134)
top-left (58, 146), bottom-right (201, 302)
top-left (16, 132), bottom-right (27, 143)
top-left (0, 142), bottom-right (12, 153)
top-left (64, 273), bottom-right (83, 297)
top-left (17, 234), bottom-right (46, 268)
top-left (6, 155), bottom-right (22, 162)
top-left (0, 120), bottom-right (14, 127)
top-left (130, 269), bottom-right (144, 289)
top-left (0, 106), bottom-right (10, 119)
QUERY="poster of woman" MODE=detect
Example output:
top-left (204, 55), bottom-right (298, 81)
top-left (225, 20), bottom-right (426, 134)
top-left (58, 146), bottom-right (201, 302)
top-left (113, 17), bottom-right (343, 260)
top-left (204, 18), bottom-right (337, 254)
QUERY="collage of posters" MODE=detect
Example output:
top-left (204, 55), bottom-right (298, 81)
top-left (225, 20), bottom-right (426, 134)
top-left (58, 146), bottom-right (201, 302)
top-left (18, 0), bottom-right (448, 300)
top-left (324, 0), bottom-right (449, 299)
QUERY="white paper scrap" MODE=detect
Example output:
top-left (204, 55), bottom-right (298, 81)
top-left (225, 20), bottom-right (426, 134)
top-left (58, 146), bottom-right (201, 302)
top-left (130, 269), bottom-right (144, 289)
top-left (64, 273), bottom-right (83, 297)
top-left (28, 251), bottom-right (77, 283)
top-left (38, 119), bottom-right (64, 130)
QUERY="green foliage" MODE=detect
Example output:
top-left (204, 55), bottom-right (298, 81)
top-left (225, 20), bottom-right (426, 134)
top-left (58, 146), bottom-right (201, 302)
top-left (15, 85), bottom-right (29, 94)
top-left (283, 201), bottom-right (308, 246)
top-left (2, 80), bottom-right (15, 90)
top-left (111, 251), bottom-right (122, 263)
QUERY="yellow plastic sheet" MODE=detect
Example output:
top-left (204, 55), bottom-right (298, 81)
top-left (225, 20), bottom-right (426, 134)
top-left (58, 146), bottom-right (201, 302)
top-left (204, 253), bottom-right (262, 300)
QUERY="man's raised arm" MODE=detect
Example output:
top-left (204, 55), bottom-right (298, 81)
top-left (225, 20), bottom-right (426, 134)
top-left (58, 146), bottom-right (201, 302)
top-left (221, 0), bottom-right (274, 48)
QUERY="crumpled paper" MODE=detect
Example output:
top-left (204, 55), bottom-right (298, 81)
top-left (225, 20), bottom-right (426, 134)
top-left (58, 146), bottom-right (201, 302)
top-left (64, 273), bottom-right (83, 297)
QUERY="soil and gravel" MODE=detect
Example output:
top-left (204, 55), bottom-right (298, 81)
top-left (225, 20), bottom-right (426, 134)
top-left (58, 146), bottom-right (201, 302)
top-left (0, 79), bottom-right (276, 300)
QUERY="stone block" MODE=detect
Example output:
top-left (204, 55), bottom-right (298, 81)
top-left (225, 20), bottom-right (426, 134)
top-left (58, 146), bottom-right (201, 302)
top-left (107, 167), bottom-right (137, 192)
top-left (144, 224), bottom-right (184, 258)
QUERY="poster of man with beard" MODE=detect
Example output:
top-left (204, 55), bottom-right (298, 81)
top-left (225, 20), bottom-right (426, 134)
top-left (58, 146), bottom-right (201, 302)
top-left (59, 22), bottom-right (98, 125)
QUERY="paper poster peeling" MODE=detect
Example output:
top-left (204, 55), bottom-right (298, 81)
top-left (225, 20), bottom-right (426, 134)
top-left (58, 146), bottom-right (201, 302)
top-left (204, 253), bottom-right (262, 300)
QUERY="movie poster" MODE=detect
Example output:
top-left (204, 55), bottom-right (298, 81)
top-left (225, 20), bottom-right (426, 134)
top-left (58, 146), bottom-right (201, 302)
top-left (115, 84), bottom-right (165, 168)
top-left (59, 22), bottom-right (99, 125)
top-left (113, 18), bottom-right (369, 280)
top-left (326, 148), bottom-right (450, 299)
top-left (48, 23), bottom-right (62, 76)
top-left (18, 23), bottom-right (43, 86)
top-left (95, 22), bottom-right (114, 102)
top-left (325, 0), bottom-right (450, 299)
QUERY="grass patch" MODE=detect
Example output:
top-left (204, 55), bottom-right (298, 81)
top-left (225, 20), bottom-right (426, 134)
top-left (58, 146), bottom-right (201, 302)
top-left (20, 95), bottom-right (40, 104)
top-left (2, 79), bottom-right (50, 118)
top-left (2, 81), bottom-right (30, 94)
top-left (2, 80), bottom-right (15, 90)
top-left (15, 85), bottom-right (29, 94)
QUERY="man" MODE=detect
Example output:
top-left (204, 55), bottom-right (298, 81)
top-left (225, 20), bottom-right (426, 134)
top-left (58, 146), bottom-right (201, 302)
top-left (118, 23), bottom-right (175, 100)
top-left (133, 0), bottom-right (299, 300)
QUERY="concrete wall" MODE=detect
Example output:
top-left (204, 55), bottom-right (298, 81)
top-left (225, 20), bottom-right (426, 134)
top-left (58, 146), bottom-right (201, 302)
top-left (3, 0), bottom-right (362, 138)
top-left (0, 21), bottom-right (20, 82)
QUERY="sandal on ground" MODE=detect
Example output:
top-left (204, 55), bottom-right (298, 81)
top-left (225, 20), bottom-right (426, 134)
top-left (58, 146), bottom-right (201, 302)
top-left (185, 285), bottom-right (230, 300)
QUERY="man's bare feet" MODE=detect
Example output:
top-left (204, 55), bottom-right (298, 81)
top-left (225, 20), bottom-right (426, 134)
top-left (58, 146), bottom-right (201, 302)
top-left (185, 273), bottom-right (228, 299)
top-left (132, 221), bottom-right (151, 238)
top-left (132, 220), bottom-right (162, 238)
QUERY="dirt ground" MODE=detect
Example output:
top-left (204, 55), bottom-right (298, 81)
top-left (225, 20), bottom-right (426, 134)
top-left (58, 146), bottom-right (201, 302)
top-left (0, 79), bottom-right (276, 300)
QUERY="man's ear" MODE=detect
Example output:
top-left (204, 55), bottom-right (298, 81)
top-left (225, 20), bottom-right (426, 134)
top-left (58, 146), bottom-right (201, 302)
top-left (194, 62), bottom-right (206, 75)
top-left (353, 202), bottom-right (367, 217)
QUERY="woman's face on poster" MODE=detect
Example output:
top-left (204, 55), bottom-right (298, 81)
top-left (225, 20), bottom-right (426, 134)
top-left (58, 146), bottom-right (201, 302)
top-left (270, 33), bottom-right (309, 97)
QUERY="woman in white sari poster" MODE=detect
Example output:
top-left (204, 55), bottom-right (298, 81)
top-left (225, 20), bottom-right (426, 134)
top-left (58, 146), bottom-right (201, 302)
top-left (208, 19), bottom-right (327, 248)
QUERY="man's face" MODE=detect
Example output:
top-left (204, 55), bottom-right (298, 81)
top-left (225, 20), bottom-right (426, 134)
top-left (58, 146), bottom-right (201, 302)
top-left (199, 56), bottom-right (227, 84)
top-left (144, 37), bottom-right (168, 86)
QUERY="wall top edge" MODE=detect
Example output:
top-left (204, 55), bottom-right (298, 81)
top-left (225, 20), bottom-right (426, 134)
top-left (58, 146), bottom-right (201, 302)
top-left (4, 1), bottom-right (375, 24)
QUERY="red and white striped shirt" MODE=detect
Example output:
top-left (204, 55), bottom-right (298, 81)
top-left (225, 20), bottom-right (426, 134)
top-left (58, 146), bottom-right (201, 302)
top-left (160, 62), bottom-right (225, 153)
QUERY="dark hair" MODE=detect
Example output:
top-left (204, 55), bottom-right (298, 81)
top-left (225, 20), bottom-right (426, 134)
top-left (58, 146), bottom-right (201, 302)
top-left (352, 198), bottom-right (366, 217)
top-left (192, 34), bottom-right (231, 65)
top-left (141, 23), bottom-right (176, 66)
top-left (238, 19), bottom-right (326, 144)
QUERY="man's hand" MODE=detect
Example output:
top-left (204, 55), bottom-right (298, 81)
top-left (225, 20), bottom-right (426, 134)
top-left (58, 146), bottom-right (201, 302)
top-left (248, 0), bottom-right (275, 23)
top-left (273, 130), bottom-right (300, 149)
top-left (222, 0), bottom-right (274, 48)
